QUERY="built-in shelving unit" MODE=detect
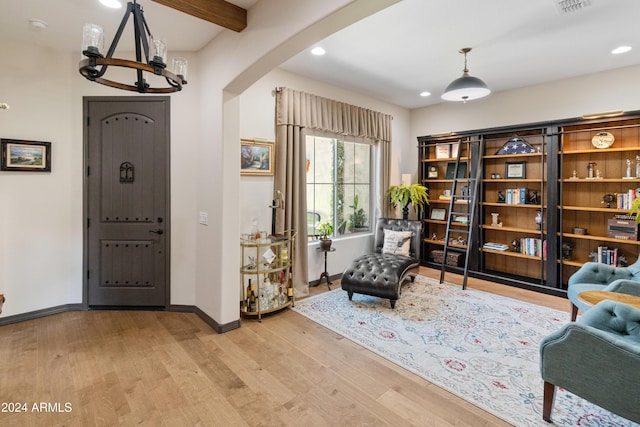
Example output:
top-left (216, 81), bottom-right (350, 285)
top-left (479, 128), bottom-right (550, 286)
top-left (558, 118), bottom-right (640, 286)
top-left (418, 113), bottom-right (640, 296)
top-left (418, 136), bottom-right (476, 269)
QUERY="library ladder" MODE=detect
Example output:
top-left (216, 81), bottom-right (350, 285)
top-left (439, 136), bottom-right (484, 289)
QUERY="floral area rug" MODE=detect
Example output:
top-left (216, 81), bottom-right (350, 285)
top-left (292, 275), bottom-right (638, 426)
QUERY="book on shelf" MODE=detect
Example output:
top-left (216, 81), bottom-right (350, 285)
top-left (503, 188), bottom-right (528, 205)
top-left (596, 246), bottom-right (618, 266)
top-left (515, 238), bottom-right (546, 258)
top-left (615, 189), bottom-right (640, 210)
top-left (482, 242), bottom-right (509, 251)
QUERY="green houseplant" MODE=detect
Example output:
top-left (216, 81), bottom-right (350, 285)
top-left (317, 221), bottom-right (334, 250)
top-left (630, 197), bottom-right (640, 224)
top-left (388, 184), bottom-right (429, 219)
top-left (348, 194), bottom-right (368, 231)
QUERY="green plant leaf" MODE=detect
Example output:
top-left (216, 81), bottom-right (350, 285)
top-left (387, 184), bottom-right (429, 213)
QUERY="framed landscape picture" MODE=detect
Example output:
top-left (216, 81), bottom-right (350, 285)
top-left (240, 139), bottom-right (274, 176)
top-left (1, 139), bottom-right (51, 172)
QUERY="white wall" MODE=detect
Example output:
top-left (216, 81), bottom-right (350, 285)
top-left (238, 67), bottom-right (411, 284)
top-left (5, 0), bottom-right (637, 327)
top-left (411, 65), bottom-right (640, 136)
top-left (0, 0), bottom-right (401, 325)
top-left (0, 41), bottom-right (78, 313)
top-left (195, 0), bottom-right (400, 325)
top-left (0, 38), bottom-right (200, 317)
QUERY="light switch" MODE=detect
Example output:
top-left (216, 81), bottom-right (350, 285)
top-left (199, 212), bottom-right (208, 225)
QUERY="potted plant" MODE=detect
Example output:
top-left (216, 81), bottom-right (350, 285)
top-left (348, 194), bottom-right (368, 232)
top-left (317, 221), bottom-right (334, 250)
top-left (631, 197), bottom-right (640, 224)
top-left (388, 184), bottom-right (429, 219)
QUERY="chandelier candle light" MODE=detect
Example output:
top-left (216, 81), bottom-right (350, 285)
top-left (79, 0), bottom-right (187, 93)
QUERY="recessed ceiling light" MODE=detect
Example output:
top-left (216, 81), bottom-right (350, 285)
top-left (99, 0), bottom-right (122, 9)
top-left (612, 46), bottom-right (632, 55)
top-left (419, 91), bottom-right (431, 97)
top-left (311, 47), bottom-right (326, 56)
top-left (28, 19), bottom-right (47, 30)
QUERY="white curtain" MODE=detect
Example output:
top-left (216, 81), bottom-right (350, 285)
top-left (274, 87), bottom-right (393, 296)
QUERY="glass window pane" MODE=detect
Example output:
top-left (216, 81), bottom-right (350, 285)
top-left (354, 143), bottom-right (371, 184)
top-left (314, 137), bottom-right (334, 184)
top-left (305, 135), bottom-right (373, 240)
top-left (305, 137), bottom-right (315, 184)
top-left (342, 141), bottom-right (355, 184)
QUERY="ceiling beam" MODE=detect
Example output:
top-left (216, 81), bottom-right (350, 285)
top-left (151, 0), bottom-right (247, 32)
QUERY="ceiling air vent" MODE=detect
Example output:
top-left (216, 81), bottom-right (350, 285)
top-left (554, 0), bottom-right (592, 14)
top-left (553, 0), bottom-right (591, 15)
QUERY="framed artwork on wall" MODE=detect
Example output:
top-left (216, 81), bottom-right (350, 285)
top-left (240, 139), bottom-right (274, 176)
top-left (1, 139), bottom-right (51, 172)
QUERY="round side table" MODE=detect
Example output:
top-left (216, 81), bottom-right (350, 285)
top-left (316, 247), bottom-right (336, 289)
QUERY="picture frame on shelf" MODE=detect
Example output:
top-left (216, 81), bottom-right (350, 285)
top-left (430, 208), bottom-right (446, 221)
top-left (427, 165), bottom-right (438, 178)
top-left (450, 142), bottom-right (460, 158)
top-left (453, 215), bottom-right (469, 224)
top-left (0, 139), bottom-right (51, 172)
top-left (435, 143), bottom-right (451, 159)
top-left (240, 139), bottom-right (274, 176)
top-left (445, 162), bottom-right (467, 179)
top-left (505, 161), bottom-right (526, 179)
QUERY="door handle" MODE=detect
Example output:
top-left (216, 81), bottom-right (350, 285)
top-left (149, 229), bottom-right (164, 235)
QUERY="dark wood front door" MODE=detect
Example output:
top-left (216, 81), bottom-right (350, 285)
top-left (84, 97), bottom-right (169, 307)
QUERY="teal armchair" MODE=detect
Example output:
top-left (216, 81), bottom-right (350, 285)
top-left (540, 300), bottom-right (640, 423)
top-left (567, 259), bottom-right (640, 320)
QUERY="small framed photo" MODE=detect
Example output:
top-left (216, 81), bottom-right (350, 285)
top-left (427, 165), bottom-right (438, 178)
top-left (445, 162), bottom-right (467, 179)
top-left (430, 208), bottom-right (446, 221)
top-left (435, 143), bottom-right (450, 159)
top-left (450, 142), bottom-right (460, 158)
top-left (1, 139), bottom-right (51, 172)
top-left (240, 139), bottom-right (274, 176)
top-left (505, 161), bottom-right (526, 179)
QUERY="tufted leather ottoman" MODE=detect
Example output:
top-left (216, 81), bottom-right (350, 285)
top-left (341, 218), bottom-right (422, 308)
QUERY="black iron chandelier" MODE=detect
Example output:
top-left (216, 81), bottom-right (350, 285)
top-left (79, 0), bottom-right (187, 93)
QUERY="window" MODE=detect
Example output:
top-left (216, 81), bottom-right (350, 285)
top-left (306, 135), bottom-right (373, 239)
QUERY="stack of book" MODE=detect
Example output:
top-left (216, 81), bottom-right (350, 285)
top-left (482, 242), bottom-right (509, 251)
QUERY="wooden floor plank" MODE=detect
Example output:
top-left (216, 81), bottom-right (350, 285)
top-left (0, 268), bottom-right (567, 426)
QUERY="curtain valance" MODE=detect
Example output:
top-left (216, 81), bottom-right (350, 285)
top-left (275, 87), bottom-right (392, 142)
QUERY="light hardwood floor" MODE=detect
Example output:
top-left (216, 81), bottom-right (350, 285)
top-left (0, 268), bottom-right (570, 426)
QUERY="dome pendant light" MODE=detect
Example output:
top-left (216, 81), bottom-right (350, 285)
top-left (441, 48), bottom-right (490, 103)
